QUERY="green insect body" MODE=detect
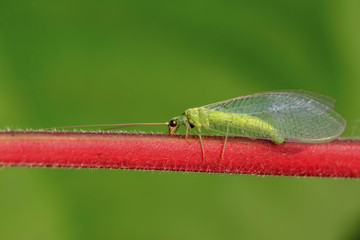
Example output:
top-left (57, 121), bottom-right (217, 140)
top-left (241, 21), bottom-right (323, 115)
top-left (168, 90), bottom-right (346, 160)
top-left (184, 108), bottom-right (285, 144)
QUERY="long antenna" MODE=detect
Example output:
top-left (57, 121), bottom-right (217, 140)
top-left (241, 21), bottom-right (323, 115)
top-left (46, 122), bottom-right (169, 130)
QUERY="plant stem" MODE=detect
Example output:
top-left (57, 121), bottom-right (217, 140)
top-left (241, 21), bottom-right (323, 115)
top-left (0, 131), bottom-right (359, 177)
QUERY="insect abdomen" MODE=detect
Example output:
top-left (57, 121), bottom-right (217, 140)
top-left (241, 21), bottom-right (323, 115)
top-left (205, 109), bottom-right (284, 144)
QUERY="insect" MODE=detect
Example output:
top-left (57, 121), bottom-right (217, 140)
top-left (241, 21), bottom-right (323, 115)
top-left (53, 90), bottom-right (346, 161)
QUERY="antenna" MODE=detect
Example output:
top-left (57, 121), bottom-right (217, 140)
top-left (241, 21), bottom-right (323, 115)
top-left (46, 122), bottom-right (169, 130)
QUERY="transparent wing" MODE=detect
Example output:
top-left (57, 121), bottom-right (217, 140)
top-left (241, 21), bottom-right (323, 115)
top-left (270, 89), bottom-right (336, 109)
top-left (202, 90), bottom-right (346, 143)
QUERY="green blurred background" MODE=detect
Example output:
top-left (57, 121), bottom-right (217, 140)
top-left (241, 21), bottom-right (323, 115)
top-left (0, 0), bottom-right (360, 239)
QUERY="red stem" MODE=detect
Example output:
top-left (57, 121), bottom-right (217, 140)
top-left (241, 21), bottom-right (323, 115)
top-left (0, 131), bottom-right (359, 177)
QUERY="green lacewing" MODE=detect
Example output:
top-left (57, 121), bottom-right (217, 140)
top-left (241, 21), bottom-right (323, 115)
top-left (53, 90), bottom-right (346, 160)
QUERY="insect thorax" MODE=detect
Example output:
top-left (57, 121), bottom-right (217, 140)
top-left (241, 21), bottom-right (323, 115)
top-left (184, 107), bottom-right (209, 128)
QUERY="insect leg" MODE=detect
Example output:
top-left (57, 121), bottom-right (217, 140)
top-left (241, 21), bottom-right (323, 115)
top-left (185, 123), bottom-right (191, 143)
top-left (220, 122), bottom-right (230, 161)
top-left (197, 127), bottom-right (205, 162)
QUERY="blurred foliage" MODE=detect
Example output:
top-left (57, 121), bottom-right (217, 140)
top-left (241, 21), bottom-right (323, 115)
top-left (0, 0), bottom-right (360, 239)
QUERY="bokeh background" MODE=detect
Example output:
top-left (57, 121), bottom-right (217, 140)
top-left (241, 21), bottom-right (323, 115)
top-left (1, 0), bottom-right (360, 239)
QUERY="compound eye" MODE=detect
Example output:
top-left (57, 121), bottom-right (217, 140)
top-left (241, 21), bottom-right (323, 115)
top-left (169, 120), bottom-right (177, 127)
